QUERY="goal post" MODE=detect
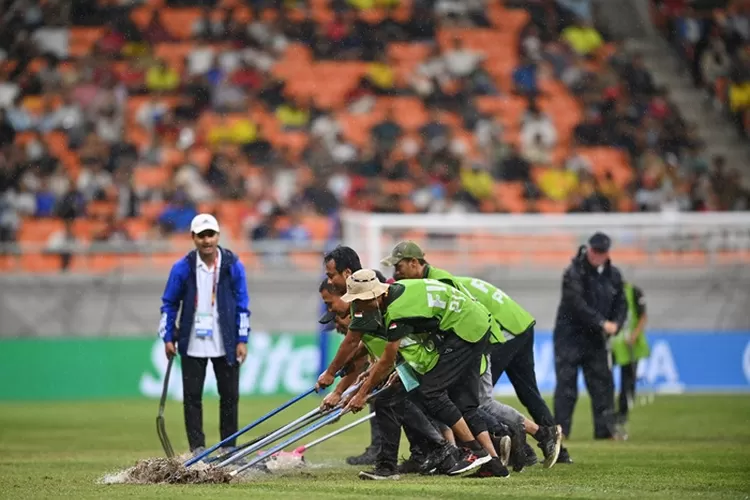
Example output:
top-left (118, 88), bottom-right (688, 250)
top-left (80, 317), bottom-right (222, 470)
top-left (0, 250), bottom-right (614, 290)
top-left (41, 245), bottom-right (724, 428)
top-left (340, 210), bottom-right (750, 274)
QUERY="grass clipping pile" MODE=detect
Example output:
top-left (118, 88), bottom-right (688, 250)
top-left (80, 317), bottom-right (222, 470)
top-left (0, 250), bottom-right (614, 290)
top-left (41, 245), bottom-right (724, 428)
top-left (101, 456), bottom-right (232, 485)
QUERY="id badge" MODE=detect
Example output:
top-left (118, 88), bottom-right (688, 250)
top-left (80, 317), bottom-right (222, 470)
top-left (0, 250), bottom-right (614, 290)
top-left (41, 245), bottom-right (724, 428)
top-left (395, 363), bottom-right (420, 392)
top-left (195, 312), bottom-right (214, 338)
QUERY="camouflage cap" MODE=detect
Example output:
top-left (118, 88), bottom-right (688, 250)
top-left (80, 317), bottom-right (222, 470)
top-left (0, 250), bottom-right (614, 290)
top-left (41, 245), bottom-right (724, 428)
top-left (380, 241), bottom-right (425, 267)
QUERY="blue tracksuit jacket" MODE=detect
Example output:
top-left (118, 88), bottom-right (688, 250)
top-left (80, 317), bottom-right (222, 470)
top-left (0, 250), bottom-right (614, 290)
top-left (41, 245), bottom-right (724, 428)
top-left (158, 247), bottom-right (250, 364)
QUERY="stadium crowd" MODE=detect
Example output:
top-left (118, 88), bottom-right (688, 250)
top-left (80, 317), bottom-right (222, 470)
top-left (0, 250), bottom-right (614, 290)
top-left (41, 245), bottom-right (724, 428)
top-left (653, 0), bottom-right (750, 144)
top-left (0, 0), bottom-right (748, 255)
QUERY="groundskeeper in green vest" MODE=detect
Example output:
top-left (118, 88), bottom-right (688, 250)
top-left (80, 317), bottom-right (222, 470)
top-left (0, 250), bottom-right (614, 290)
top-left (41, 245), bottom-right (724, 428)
top-left (611, 282), bottom-right (649, 366)
top-left (380, 241), bottom-right (536, 344)
top-left (347, 277), bottom-right (492, 375)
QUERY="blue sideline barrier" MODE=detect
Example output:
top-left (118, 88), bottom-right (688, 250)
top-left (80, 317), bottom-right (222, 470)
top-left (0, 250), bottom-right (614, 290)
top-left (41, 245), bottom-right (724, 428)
top-left (493, 330), bottom-right (750, 395)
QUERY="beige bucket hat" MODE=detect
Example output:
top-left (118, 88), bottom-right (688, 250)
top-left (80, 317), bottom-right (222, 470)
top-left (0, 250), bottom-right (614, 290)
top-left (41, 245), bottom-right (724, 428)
top-left (340, 269), bottom-right (390, 303)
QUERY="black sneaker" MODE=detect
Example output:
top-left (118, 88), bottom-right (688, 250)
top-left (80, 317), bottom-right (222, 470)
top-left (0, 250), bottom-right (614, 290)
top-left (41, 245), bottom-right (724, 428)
top-left (523, 442), bottom-right (539, 467)
top-left (358, 466), bottom-right (400, 480)
top-left (557, 446), bottom-right (573, 464)
top-left (446, 447), bottom-right (492, 476)
top-left (347, 446), bottom-right (378, 466)
top-left (420, 442), bottom-right (458, 475)
top-left (397, 455), bottom-right (425, 474)
top-left (466, 457), bottom-right (510, 478)
top-left (534, 426), bottom-right (562, 469)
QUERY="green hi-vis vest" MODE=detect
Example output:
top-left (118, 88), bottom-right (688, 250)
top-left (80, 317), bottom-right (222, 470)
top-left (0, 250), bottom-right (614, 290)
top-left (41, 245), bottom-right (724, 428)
top-left (385, 279), bottom-right (492, 345)
top-left (362, 333), bottom-right (387, 358)
top-left (426, 266), bottom-right (533, 343)
top-left (612, 283), bottom-right (650, 366)
top-left (455, 276), bottom-right (536, 338)
top-left (349, 302), bottom-right (439, 375)
top-left (398, 332), bottom-right (440, 375)
top-left (425, 266), bottom-right (503, 343)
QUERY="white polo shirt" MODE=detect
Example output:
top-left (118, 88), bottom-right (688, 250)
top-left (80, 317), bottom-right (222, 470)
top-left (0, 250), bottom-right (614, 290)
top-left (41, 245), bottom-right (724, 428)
top-left (187, 251), bottom-right (227, 359)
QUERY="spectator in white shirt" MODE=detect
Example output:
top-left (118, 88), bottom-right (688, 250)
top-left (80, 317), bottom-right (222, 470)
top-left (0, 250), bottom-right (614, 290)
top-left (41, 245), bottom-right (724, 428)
top-left (136, 96), bottom-right (169, 132)
top-left (521, 24), bottom-right (544, 62)
top-left (77, 160), bottom-right (113, 201)
top-left (520, 101), bottom-right (557, 151)
top-left (411, 45), bottom-right (449, 97)
top-left (95, 106), bottom-right (123, 144)
top-left (311, 111), bottom-right (341, 148)
top-left (38, 93), bottom-right (84, 132)
top-left (443, 37), bottom-right (485, 79)
top-left (564, 146), bottom-right (593, 175)
top-left (522, 132), bottom-right (553, 165)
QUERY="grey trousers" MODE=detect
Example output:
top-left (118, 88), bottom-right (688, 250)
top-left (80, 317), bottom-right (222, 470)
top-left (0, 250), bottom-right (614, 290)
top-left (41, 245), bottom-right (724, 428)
top-left (432, 357), bottom-right (526, 434)
top-left (479, 357), bottom-right (525, 428)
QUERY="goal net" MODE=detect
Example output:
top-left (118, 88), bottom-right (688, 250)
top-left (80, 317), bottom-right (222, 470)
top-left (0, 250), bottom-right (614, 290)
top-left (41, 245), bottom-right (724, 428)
top-left (340, 210), bottom-right (750, 275)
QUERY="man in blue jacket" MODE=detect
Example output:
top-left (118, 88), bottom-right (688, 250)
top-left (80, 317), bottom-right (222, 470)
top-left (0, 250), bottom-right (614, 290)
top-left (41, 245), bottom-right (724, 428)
top-left (159, 213), bottom-right (250, 455)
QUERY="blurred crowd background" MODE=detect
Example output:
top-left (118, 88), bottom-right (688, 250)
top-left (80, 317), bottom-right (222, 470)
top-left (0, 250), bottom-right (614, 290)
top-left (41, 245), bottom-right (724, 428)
top-left (0, 0), bottom-right (749, 272)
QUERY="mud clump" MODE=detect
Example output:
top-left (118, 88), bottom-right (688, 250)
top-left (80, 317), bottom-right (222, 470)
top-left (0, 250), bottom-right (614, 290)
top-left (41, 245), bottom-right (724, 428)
top-left (103, 457), bottom-right (232, 485)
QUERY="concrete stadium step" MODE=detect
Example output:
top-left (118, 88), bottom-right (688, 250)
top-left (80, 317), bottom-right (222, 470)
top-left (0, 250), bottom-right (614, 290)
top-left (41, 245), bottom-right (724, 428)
top-left (625, 38), bottom-right (750, 178)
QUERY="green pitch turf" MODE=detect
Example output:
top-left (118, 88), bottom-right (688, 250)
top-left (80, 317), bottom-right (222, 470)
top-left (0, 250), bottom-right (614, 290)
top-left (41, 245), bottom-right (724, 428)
top-left (1, 395), bottom-right (749, 499)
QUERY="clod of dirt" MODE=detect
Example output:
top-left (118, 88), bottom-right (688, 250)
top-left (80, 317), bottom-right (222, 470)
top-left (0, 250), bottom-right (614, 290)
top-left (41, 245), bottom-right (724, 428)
top-left (101, 457), bottom-right (232, 485)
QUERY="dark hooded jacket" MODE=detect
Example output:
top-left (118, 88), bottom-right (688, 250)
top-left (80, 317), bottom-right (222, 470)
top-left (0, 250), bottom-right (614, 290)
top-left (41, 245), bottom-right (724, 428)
top-left (553, 245), bottom-right (627, 348)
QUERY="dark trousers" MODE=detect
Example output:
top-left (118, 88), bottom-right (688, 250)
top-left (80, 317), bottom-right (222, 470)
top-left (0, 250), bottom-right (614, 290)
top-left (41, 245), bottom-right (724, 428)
top-left (617, 362), bottom-right (637, 419)
top-left (181, 355), bottom-right (240, 451)
top-left (490, 327), bottom-right (556, 427)
top-left (366, 401), bottom-right (381, 452)
top-left (416, 332), bottom-right (489, 438)
top-left (373, 380), bottom-right (445, 470)
top-left (553, 341), bottom-right (615, 439)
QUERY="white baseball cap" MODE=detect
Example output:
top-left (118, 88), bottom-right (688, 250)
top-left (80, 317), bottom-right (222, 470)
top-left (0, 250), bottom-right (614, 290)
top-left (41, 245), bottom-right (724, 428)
top-left (190, 213), bottom-right (220, 234)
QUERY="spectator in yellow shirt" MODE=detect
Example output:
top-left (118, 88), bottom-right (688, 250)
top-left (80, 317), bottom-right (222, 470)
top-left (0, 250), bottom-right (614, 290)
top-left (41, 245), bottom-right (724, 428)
top-left (538, 164), bottom-right (579, 201)
top-left (460, 159), bottom-right (494, 207)
top-left (561, 19), bottom-right (603, 57)
top-left (729, 79), bottom-right (750, 133)
top-left (729, 80), bottom-right (750, 114)
top-left (347, 0), bottom-right (400, 9)
top-left (365, 54), bottom-right (396, 95)
top-left (145, 58), bottom-right (181, 93)
top-left (207, 115), bottom-right (257, 146)
top-left (275, 98), bottom-right (311, 131)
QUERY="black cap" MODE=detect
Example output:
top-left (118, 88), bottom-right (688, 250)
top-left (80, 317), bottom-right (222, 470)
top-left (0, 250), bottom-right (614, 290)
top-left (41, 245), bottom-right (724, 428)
top-left (318, 310), bottom-right (336, 324)
top-left (588, 232), bottom-right (611, 252)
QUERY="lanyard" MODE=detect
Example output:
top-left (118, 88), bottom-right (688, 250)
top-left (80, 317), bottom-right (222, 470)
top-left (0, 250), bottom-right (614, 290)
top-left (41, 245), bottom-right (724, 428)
top-left (196, 255), bottom-right (219, 309)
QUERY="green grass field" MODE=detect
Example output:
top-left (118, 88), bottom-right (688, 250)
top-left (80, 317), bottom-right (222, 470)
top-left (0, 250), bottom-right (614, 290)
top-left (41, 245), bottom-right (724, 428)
top-left (1, 395), bottom-right (749, 499)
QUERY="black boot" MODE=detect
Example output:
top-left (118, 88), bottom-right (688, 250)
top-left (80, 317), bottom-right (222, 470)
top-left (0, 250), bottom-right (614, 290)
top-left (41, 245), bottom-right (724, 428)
top-left (397, 453), bottom-right (426, 474)
top-left (523, 442), bottom-right (539, 467)
top-left (557, 446), bottom-right (574, 464)
top-left (346, 445), bottom-right (379, 466)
